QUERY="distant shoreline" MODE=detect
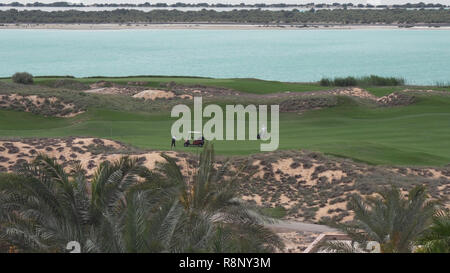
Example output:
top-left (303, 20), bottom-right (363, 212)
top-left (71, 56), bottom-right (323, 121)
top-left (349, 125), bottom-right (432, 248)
top-left (2, 23), bottom-right (450, 30)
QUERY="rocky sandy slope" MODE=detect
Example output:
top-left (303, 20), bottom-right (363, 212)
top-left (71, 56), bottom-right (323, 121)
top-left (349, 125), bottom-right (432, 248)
top-left (0, 137), bottom-right (191, 176)
top-left (1, 79), bottom-right (443, 118)
top-left (83, 81), bottom-right (428, 106)
top-left (0, 93), bottom-right (84, 117)
top-left (85, 81), bottom-right (192, 100)
top-left (1, 138), bottom-right (448, 218)
top-left (0, 137), bottom-right (448, 252)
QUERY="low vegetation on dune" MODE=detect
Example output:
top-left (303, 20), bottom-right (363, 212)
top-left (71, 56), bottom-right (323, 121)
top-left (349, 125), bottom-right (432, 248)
top-left (0, 81), bottom-right (175, 114)
top-left (47, 79), bottom-right (90, 91)
top-left (236, 149), bottom-right (450, 224)
top-left (0, 93), bottom-right (83, 117)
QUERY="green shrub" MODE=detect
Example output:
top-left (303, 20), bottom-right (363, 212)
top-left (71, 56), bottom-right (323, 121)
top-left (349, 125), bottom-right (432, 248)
top-left (319, 75), bottom-right (405, 87)
top-left (50, 79), bottom-right (89, 90)
top-left (359, 75), bottom-right (405, 86)
top-left (12, 72), bottom-right (33, 85)
top-left (435, 81), bottom-right (450, 88)
top-left (261, 206), bottom-right (287, 219)
top-left (319, 78), bottom-right (332, 86)
top-left (334, 76), bottom-right (357, 86)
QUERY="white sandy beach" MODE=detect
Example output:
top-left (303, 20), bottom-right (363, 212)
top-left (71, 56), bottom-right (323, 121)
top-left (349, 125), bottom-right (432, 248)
top-left (1, 23), bottom-right (450, 30)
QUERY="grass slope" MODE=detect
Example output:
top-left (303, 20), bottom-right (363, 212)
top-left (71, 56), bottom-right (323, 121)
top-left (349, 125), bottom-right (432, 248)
top-left (2, 76), bottom-right (333, 94)
top-left (4, 76), bottom-right (448, 96)
top-left (3, 76), bottom-right (449, 97)
top-left (1, 95), bottom-right (449, 166)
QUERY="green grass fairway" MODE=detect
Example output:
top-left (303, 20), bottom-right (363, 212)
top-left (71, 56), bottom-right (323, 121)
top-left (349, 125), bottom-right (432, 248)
top-left (364, 87), bottom-right (407, 97)
top-left (2, 76), bottom-right (332, 94)
top-left (1, 95), bottom-right (449, 166)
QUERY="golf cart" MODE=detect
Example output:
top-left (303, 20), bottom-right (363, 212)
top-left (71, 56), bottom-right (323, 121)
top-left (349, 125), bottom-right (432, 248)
top-left (184, 131), bottom-right (205, 147)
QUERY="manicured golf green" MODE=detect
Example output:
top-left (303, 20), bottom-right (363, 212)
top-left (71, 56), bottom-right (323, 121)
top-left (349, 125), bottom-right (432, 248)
top-left (1, 95), bottom-right (449, 166)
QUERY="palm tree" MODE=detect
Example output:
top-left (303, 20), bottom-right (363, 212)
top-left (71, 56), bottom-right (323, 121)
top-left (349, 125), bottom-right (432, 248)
top-left (0, 144), bottom-right (282, 253)
top-left (0, 239), bottom-right (9, 253)
top-left (150, 142), bottom-right (283, 252)
top-left (0, 157), bottom-right (90, 252)
top-left (322, 185), bottom-right (436, 253)
top-left (0, 154), bottom-right (159, 253)
top-left (80, 156), bottom-right (173, 253)
top-left (416, 209), bottom-right (450, 253)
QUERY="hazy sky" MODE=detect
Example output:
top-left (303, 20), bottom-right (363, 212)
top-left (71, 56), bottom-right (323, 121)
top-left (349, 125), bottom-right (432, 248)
top-left (8, 1), bottom-right (450, 5)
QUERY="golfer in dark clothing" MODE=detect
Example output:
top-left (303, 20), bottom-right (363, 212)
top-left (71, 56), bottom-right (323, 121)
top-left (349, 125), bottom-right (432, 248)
top-left (171, 136), bottom-right (176, 149)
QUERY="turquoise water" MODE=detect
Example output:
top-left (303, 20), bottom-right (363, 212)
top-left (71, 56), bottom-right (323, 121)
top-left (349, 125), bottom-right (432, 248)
top-left (1, 29), bottom-right (449, 84)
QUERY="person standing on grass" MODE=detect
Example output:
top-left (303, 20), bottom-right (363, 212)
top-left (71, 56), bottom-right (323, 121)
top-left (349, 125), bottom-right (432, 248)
top-left (171, 135), bottom-right (176, 149)
top-left (259, 126), bottom-right (267, 140)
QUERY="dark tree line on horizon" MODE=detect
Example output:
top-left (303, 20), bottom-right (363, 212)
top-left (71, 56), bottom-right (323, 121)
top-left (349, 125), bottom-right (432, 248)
top-left (0, 1), bottom-right (448, 9)
top-left (0, 9), bottom-right (449, 24)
